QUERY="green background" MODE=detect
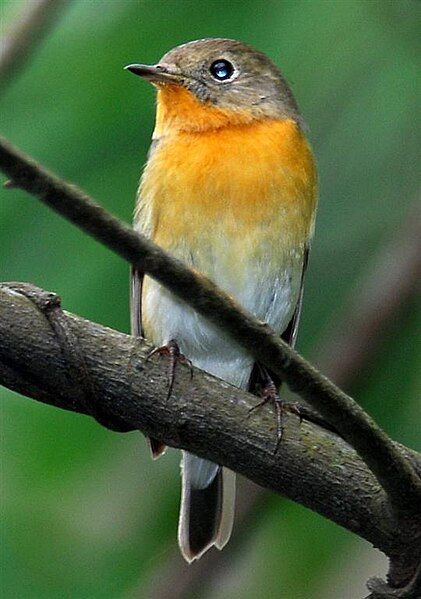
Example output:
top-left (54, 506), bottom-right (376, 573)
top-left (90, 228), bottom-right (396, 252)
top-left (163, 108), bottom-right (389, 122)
top-left (1, 1), bottom-right (420, 597)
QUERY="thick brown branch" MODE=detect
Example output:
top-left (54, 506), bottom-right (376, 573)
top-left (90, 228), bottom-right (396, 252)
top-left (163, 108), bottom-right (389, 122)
top-left (0, 0), bottom-right (69, 92)
top-left (1, 282), bottom-right (420, 566)
top-left (0, 136), bottom-right (420, 517)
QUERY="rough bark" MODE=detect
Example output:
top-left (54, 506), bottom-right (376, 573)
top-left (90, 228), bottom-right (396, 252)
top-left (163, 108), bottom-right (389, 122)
top-left (1, 282), bottom-right (420, 577)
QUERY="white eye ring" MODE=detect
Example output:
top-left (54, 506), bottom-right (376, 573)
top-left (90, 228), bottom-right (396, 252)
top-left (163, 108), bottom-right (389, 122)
top-left (209, 59), bottom-right (237, 82)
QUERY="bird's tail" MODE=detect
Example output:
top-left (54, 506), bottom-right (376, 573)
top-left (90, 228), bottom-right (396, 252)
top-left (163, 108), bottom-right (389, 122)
top-left (178, 451), bottom-right (236, 563)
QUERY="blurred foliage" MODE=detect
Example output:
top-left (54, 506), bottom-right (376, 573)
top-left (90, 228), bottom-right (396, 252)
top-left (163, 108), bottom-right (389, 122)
top-left (0, 1), bottom-right (420, 598)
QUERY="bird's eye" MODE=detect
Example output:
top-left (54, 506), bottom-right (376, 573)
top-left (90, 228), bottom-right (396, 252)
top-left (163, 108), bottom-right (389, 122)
top-left (209, 59), bottom-right (234, 81)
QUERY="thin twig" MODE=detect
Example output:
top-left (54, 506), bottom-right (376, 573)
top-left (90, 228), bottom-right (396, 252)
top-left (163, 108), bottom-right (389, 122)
top-left (0, 136), bottom-right (420, 517)
top-left (0, 0), bottom-right (69, 93)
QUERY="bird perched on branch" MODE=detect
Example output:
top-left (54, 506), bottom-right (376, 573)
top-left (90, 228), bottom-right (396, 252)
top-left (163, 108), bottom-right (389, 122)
top-left (126, 38), bottom-right (318, 563)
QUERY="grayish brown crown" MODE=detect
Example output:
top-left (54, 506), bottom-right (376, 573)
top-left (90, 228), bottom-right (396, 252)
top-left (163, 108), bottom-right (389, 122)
top-left (157, 38), bottom-right (304, 127)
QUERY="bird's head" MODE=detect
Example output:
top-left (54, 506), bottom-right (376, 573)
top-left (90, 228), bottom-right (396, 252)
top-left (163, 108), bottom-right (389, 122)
top-left (126, 38), bottom-right (303, 134)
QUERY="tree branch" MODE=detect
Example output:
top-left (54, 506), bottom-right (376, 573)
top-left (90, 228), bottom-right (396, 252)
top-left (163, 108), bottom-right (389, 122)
top-left (1, 281), bottom-right (420, 570)
top-left (367, 560), bottom-right (421, 599)
top-left (1, 136), bottom-right (420, 519)
top-left (0, 0), bottom-right (69, 93)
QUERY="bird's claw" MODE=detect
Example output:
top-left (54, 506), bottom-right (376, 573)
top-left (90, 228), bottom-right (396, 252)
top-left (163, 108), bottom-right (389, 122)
top-left (146, 339), bottom-right (193, 400)
top-left (248, 380), bottom-right (302, 453)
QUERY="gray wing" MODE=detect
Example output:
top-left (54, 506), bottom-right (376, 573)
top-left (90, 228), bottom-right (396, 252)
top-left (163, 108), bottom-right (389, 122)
top-left (130, 137), bottom-right (161, 338)
top-left (130, 266), bottom-right (144, 337)
top-left (131, 139), bottom-right (167, 459)
top-left (247, 245), bottom-right (309, 392)
top-left (281, 244), bottom-right (309, 348)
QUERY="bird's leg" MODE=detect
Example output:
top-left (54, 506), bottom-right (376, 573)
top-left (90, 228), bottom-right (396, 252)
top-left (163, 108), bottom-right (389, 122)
top-left (146, 339), bottom-right (193, 401)
top-left (248, 365), bottom-right (301, 453)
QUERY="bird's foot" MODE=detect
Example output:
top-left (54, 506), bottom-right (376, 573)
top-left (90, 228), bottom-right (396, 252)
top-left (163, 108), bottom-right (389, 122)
top-left (146, 339), bottom-right (193, 400)
top-left (248, 377), bottom-right (301, 453)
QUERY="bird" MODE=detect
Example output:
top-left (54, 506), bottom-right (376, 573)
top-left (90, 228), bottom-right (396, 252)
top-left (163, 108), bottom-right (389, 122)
top-left (126, 38), bottom-right (318, 563)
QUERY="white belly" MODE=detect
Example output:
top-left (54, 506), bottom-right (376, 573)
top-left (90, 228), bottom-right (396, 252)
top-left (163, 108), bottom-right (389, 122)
top-left (142, 253), bottom-right (302, 389)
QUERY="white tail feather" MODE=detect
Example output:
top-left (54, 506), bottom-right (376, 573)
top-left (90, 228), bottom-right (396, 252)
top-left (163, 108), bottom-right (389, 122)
top-left (178, 451), bottom-right (236, 562)
top-left (215, 468), bottom-right (236, 550)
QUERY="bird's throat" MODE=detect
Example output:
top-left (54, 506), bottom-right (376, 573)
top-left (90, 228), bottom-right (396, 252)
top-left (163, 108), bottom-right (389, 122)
top-left (154, 85), bottom-right (258, 136)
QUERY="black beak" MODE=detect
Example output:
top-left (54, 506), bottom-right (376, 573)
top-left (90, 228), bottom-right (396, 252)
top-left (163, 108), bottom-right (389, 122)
top-left (124, 63), bottom-right (177, 84)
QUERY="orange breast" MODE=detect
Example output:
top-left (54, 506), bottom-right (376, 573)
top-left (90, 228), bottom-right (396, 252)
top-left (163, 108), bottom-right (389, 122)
top-left (138, 116), bottom-right (317, 258)
top-left (138, 87), bottom-right (317, 352)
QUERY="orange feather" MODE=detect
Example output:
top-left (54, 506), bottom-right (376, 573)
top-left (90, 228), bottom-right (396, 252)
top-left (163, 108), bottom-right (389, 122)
top-left (139, 86), bottom-right (317, 260)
